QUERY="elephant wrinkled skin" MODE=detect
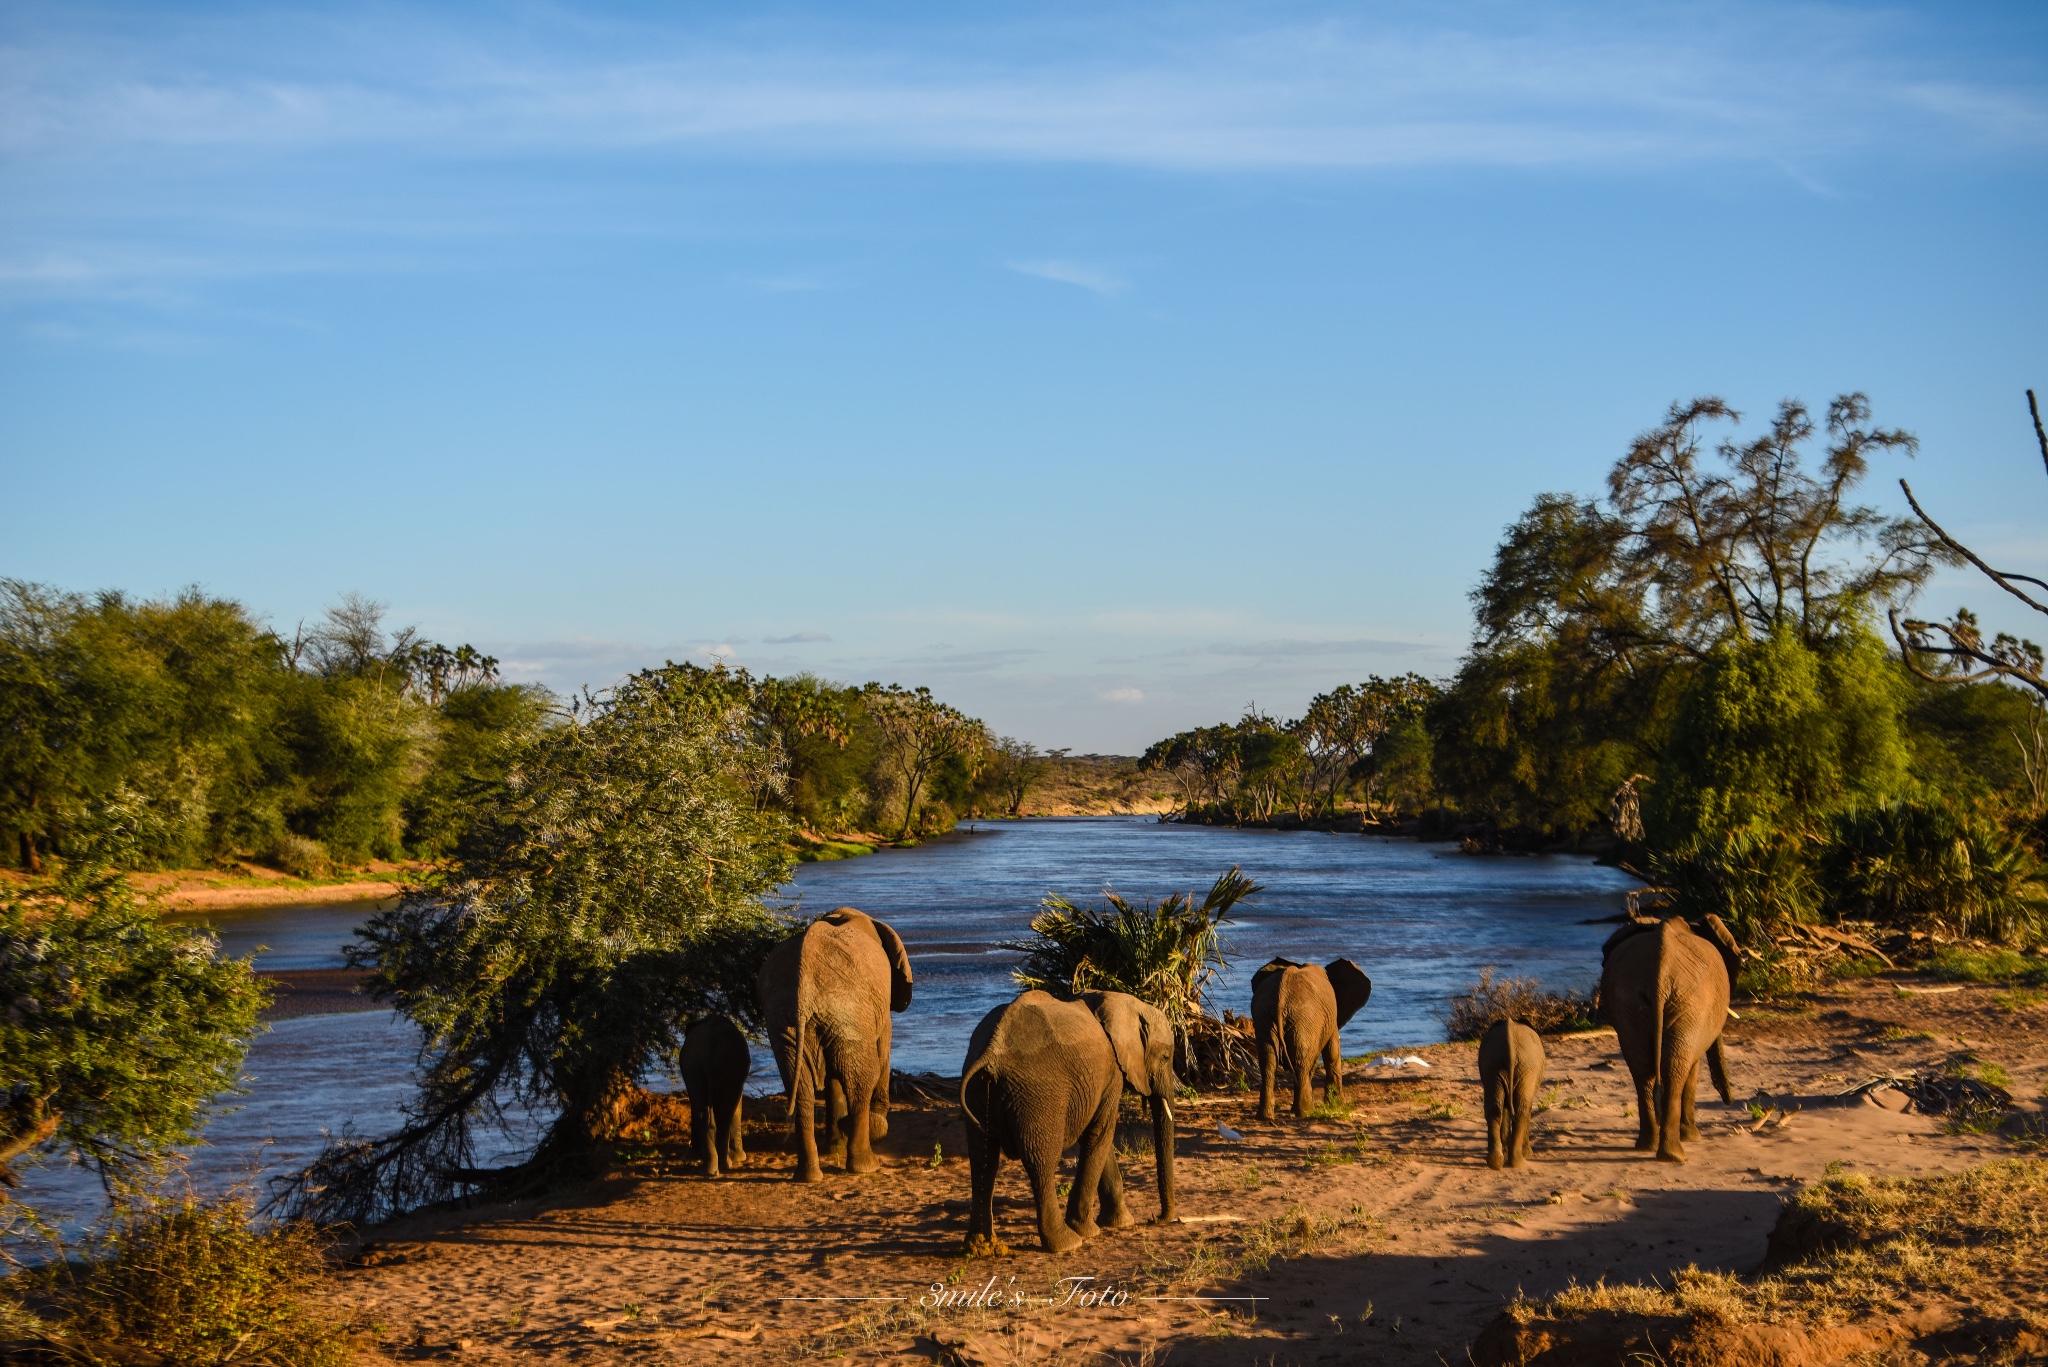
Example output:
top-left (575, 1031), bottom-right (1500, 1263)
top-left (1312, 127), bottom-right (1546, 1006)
top-left (680, 1015), bottom-right (750, 1178)
top-left (961, 989), bottom-right (1178, 1254)
top-left (1251, 957), bottom-right (1372, 1121)
top-left (1478, 1017), bottom-right (1544, 1170)
top-left (758, 906), bottom-right (913, 1181)
top-left (1598, 914), bottom-right (1739, 1163)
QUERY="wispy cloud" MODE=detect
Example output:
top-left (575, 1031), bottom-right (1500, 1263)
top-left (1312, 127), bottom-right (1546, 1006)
top-left (1007, 259), bottom-right (1126, 294)
top-left (1102, 686), bottom-right (1144, 703)
top-left (4, 7), bottom-right (2041, 174)
top-left (763, 631), bottom-right (831, 643)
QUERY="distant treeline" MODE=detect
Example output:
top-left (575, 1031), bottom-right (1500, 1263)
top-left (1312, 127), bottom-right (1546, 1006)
top-left (1144, 394), bottom-right (2048, 951)
top-left (0, 580), bottom-right (1069, 876)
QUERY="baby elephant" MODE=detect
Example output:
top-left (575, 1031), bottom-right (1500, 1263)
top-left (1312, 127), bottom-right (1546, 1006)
top-left (680, 1015), bottom-right (751, 1177)
top-left (1478, 1018), bottom-right (1545, 1170)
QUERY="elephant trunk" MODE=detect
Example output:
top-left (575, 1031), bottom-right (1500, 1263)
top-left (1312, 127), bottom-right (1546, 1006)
top-left (1149, 1090), bottom-right (1176, 1223)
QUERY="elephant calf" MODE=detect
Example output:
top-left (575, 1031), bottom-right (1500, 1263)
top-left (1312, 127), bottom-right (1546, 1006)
top-left (680, 1015), bottom-right (750, 1178)
top-left (1251, 957), bottom-right (1373, 1121)
top-left (1478, 1018), bottom-right (1544, 1170)
top-left (961, 989), bottom-right (1178, 1254)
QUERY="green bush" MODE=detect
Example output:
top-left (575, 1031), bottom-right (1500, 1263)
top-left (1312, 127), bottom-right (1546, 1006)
top-left (1818, 801), bottom-right (2048, 946)
top-left (1, 1195), bottom-right (351, 1367)
top-left (1009, 868), bottom-right (1257, 1028)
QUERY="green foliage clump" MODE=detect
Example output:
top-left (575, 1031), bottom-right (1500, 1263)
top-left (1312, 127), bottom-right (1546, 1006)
top-left (1818, 801), bottom-right (2047, 945)
top-left (0, 859), bottom-right (264, 1200)
top-left (1009, 868), bottom-right (1258, 1028)
top-left (1, 1195), bottom-right (350, 1367)
top-left (283, 664), bottom-right (797, 1224)
top-left (0, 580), bottom-right (545, 874)
top-left (1141, 676), bottom-right (1438, 823)
top-left (1924, 946), bottom-right (2048, 985)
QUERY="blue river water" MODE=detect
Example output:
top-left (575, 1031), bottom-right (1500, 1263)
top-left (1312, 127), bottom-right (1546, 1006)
top-left (11, 818), bottom-right (1634, 1232)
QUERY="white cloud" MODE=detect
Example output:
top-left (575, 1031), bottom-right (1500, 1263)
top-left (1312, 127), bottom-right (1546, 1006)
top-left (763, 631), bottom-right (832, 644)
top-left (1103, 686), bottom-right (1145, 703)
top-left (1007, 259), bottom-right (1126, 295)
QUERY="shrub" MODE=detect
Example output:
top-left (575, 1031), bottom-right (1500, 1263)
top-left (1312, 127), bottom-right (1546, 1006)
top-left (1818, 800), bottom-right (2048, 946)
top-left (0, 1195), bottom-right (350, 1366)
top-left (1439, 967), bottom-right (1596, 1040)
top-left (1008, 868), bottom-right (1257, 1029)
top-left (266, 833), bottom-right (331, 880)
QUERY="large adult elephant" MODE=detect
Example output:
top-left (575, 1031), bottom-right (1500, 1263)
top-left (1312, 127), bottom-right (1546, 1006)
top-left (1251, 957), bottom-right (1373, 1121)
top-left (1598, 913), bottom-right (1740, 1163)
top-left (757, 906), bottom-right (912, 1181)
top-left (960, 989), bottom-right (1178, 1254)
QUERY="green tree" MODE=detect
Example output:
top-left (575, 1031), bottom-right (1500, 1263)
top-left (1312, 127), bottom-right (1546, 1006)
top-left (866, 684), bottom-right (988, 836)
top-left (1, 857), bottom-right (265, 1204)
top-left (284, 665), bottom-right (794, 1223)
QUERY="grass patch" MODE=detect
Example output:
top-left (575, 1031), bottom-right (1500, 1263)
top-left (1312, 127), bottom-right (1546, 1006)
top-left (1830, 955), bottom-right (1890, 979)
top-left (1993, 986), bottom-right (2048, 1012)
top-left (1439, 967), bottom-right (1596, 1040)
top-left (0, 1195), bottom-right (352, 1367)
top-left (1923, 946), bottom-right (2048, 985)
top-left (1498, 1159), bottom-right (2048, 1347)
top-left (1302, 1095), bottom-right (1354, 1122)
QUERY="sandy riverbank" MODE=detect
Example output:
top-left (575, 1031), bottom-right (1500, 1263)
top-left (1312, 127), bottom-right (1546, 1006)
top-left (318, 974), bottom-right (2046, 1365)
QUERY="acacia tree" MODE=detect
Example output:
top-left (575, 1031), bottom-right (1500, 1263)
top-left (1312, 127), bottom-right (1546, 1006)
top-left (1292, 676), bottom-right (1439, 814)
top-left (2, 851), bottom-right (264, 1210)
top-left (280, 665), bottom-right (794, 1224)
top-left (865, 685), bottom-right (988, 836)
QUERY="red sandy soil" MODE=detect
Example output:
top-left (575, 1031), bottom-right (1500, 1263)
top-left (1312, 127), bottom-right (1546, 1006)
top-left (321, 975), bottom-right (2047, 1365)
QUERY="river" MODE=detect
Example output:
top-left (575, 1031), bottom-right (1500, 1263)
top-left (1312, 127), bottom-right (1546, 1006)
top-left (11, 818), bottom-right (1634, 1232)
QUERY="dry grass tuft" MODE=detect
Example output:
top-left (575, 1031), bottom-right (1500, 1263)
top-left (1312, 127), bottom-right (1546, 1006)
top-left (1498, 1158), bottom-right (2048, 1349)
top-left (0, 1194), bottom-right (353, 1367)
top-left (1439, 967), bottom-right (1596, 1040)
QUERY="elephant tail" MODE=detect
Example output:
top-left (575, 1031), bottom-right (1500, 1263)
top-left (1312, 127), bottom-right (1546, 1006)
top-left (783, 965), bottom-right (812, 1120)
top-left (1707, 1035), bottom-right (1733, 1103)
top-left (960, 1052), bottom-right (991, 1129)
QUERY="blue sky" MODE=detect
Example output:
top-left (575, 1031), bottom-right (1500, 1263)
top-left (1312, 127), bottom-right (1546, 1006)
top-left (4, 1), bottom-right (2046, 751)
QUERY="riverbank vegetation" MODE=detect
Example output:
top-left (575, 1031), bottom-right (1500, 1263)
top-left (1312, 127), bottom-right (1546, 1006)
top-left (0, 582), bottom-right (1051, 882)
top-left (1145, 391), bottom-right (2048, 958)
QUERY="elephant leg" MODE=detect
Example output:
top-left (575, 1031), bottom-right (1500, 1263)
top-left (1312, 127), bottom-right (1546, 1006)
top-left (965, 1118), bottom-right (999, 1248)
top-left (693, 1098), bottom-right (720, 1178)
top-left (1289, 1031), bottom-right (1313, 1117)
top-left (791, 1084), bottom-right (823, 1183)
top-left (1256, 1027), bottom-right (1279, 1123)
top-left (825, 1075), bottom-right (849, 1168)
top-left (1514, 1065), bottom-right (1540, 1165)
top-left (1656, 1056), bottom-right (1689, 1163)
top-left (843, 1074), bottom-right (879, 1175)
top-left (1629, 1068), bottom-right (1658, 1152)
top-left (1096, 1143), bottom-right (1134, 1230)
top-left (720, 1095), bottom-right (745, 1171)
top-left (1484, 1073), bottom-right (1506, 1171)
top-left (870, 1016), bottom-right (892, 1141)
top-left (1322, 1033), bottom-right (1344, 1108)
top-left (1679, 1056), bottom-right (1702, 1144)
top-left (1065, 1088), bottom-right (1119, 1240)
top-left (1020, 1141), bottom-right (1083, 1254)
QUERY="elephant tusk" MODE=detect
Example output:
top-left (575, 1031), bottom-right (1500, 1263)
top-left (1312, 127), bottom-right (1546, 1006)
top-left (1727, 1008), bottom-right (1741, 1021)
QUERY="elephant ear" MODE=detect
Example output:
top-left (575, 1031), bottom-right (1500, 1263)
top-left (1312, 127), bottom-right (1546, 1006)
top-left (1325, 959), bottom-right (1373, 1028)
top-left (1699, 913), bottom-right (1743, 995)
top-left (1600, 918), bottom-right (1662, 963)
top-left (872, 917), bottom-right (914, 1013)
top-left (1086, 992), bottom-right (1158, 1096)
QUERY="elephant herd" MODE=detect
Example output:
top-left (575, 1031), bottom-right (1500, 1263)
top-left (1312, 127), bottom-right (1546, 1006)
top-left (679, 904), bottom-right (1746, 1252)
